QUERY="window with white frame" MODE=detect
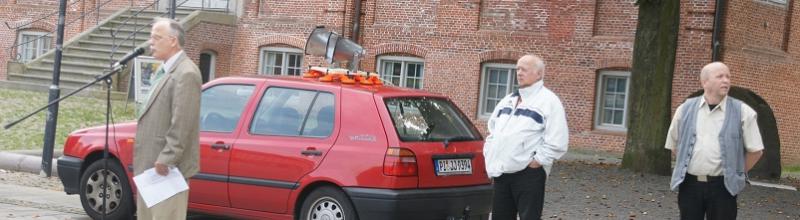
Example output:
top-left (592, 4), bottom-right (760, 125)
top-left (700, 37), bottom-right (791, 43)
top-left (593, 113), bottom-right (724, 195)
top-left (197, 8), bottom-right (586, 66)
top-left (478, 63), bottom-right (518, 118)
top-left (17, 31), bottom-right (52, 62)
top-left (259, 46), bottom-right (303, 76)
top-left (764, 0), bottom-right (787, 5)
top-left (595, 70), bottom-right (631, 131)
top-left (377, 56), bottom-right (425, 89)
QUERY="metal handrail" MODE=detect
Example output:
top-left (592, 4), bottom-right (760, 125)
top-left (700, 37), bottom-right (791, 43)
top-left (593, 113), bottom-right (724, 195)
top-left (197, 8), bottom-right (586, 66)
top-left (6, 0), bottom-right (117, 62)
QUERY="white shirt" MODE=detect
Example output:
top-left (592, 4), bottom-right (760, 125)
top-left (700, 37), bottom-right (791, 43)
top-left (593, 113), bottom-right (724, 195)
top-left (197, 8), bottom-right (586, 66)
top-left (664, 96), bottom-right (764, 176)
top-left (483, 80), bottom-right (569, 177)
top-left (160, 50), bottom-right (185, 74)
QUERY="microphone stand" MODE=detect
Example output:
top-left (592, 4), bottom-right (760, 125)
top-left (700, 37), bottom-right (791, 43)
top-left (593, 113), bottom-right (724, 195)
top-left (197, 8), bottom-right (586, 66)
top-left (4, 64), bottom-right (129, 220)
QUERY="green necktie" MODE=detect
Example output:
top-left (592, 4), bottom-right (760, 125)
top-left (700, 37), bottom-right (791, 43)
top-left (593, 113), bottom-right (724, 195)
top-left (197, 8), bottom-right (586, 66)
top-left (151, 67), bottom-right (166, 85)
top-left (138, 67), bottom-right (166, 117)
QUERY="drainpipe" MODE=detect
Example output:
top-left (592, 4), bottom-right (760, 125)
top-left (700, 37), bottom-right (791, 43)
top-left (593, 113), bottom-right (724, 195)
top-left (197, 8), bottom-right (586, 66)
top-left (351, 0), bottom-right (363, 43)
top-left (711, 0), bottom-right (726, 62)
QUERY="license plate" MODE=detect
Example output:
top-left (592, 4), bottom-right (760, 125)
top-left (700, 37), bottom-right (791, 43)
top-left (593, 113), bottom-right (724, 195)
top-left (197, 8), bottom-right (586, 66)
top-left (434, 158), bottom-right (472, 176)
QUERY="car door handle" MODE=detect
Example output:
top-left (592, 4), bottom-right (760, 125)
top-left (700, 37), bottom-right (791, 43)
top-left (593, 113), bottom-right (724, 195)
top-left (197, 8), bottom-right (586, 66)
top-left (301, 149), bottom-right (322, 156)
top-left (211, 143), bottom-right (230, 150)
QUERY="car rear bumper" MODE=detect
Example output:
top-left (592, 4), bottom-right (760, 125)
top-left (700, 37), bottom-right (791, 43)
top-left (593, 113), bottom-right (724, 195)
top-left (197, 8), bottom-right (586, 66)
top-left (57, 155), bottom-right (82, 194)
top-left (343, 184), bottom-right (493, 220)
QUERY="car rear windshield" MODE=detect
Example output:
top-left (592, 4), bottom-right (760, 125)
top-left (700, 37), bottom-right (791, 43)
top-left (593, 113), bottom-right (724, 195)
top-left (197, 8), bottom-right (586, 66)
top-left (385, 97), bottom-right (481, 142)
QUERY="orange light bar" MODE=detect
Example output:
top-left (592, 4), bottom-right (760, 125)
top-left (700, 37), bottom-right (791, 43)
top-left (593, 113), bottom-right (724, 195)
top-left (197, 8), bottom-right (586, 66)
top-left (303, 67), bottom-right (383, 86)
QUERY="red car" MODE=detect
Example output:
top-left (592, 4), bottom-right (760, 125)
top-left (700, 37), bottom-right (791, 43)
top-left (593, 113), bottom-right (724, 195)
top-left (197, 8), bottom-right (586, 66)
top-left (57, 75), bottom-right (492, 220)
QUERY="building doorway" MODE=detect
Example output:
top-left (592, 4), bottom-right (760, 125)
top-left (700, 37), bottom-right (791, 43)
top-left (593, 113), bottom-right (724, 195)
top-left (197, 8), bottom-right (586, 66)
top-left (199, 51), bottom-right (216, 84)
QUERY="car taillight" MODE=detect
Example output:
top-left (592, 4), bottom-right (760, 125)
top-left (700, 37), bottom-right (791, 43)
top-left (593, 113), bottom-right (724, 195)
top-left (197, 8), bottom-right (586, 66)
top-left (383, 147), bottom-right (417, 176)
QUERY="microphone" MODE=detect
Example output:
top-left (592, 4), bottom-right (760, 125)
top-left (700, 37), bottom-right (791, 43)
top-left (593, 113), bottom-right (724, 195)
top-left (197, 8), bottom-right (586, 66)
top-left (112, 47), bottom-right (146, 68)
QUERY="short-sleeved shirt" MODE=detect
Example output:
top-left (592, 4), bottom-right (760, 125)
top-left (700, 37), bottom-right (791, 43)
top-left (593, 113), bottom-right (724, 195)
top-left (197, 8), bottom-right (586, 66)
top-left (664, 96), bottom-right (764, 176)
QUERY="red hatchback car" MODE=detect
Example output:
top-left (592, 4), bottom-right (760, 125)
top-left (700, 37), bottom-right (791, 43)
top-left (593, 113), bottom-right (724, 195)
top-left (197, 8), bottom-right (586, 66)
top-left (57, 75), bottom-right (493, 220)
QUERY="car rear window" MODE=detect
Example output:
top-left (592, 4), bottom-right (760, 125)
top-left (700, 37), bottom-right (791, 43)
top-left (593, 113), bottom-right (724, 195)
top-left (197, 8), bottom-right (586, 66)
top-left (385, 97), bottom-right (481, 142)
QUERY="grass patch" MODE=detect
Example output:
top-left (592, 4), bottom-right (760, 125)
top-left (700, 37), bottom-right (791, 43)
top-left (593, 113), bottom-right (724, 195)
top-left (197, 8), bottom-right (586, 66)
top-left (784, 165), bottom-right (800, 173)
top-left (0, 88), bottom-right (136, 151)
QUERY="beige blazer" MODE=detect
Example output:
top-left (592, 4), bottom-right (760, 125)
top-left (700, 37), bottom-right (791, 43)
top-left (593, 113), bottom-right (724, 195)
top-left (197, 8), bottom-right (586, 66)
top-left (133, 52), bottom-right (201, 178)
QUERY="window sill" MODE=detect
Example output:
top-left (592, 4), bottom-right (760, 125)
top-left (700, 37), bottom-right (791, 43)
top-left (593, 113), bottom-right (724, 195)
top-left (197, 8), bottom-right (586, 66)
top-left (591, 128), bottom-right (627, 136)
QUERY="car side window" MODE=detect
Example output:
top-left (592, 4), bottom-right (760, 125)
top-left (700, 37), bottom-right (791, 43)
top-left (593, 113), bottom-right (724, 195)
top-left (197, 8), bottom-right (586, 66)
top-left (200, 84), bottom-right (255, 132)
top-left (302, 93), bottom-right (335, 137)
top-left (251, 87), bottom-right (334, 136)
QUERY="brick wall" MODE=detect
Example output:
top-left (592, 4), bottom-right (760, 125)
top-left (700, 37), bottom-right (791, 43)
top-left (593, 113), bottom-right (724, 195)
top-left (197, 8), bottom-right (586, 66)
top-left (719, 0), bottom-right (800, 164)
top-left (183, 22), bottom-right (236, 79)
top-left (355, 0), bottom-right (639, 153)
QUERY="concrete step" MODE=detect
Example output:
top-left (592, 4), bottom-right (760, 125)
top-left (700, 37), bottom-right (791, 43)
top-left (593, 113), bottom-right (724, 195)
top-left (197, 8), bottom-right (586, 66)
top-left (7, 73), bottom-right (105, 90)
top-left (113, 15), bottom-right (159, 24)
top-left (0, 80), bottom-right (129, 100)
top-left (123, 10), bottom-right (191, 18)
top-left (40, 59), bottom-right (111, 70)
top-left (26, 65), bottom-right (106, 81)
top-left (59, 53), bottom-right (119, 65)
top-left (84, 35), bottom-right (147, 46)
top-left (76, 40), bottom-right (138, 51)
top-left (89, 32), bottom-right (150, 40)
top-left (98, 26), bottom-right (151, 36)
top-left (63, 47), bottom-right (130, 57)
top-left (106, 19), bottom-right (155, 27)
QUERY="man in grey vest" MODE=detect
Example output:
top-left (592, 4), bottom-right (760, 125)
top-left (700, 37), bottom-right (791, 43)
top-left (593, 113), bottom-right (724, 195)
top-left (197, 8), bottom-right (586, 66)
top-left (665, 62), bottom-right (764, 220)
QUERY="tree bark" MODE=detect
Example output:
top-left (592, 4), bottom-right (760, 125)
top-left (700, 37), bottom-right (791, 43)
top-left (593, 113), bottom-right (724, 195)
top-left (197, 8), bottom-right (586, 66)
top-left (620, 0), bottom-right (680, 175)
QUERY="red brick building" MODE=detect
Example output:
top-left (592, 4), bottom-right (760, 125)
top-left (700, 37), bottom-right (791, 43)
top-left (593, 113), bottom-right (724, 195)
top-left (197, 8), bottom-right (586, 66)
top-left (1, 0), bottom-right (798, 165)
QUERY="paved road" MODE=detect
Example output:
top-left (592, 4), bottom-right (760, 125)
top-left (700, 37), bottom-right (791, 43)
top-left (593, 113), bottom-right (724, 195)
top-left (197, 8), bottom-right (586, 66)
top-left (0, 183), bottom-right (89, 219)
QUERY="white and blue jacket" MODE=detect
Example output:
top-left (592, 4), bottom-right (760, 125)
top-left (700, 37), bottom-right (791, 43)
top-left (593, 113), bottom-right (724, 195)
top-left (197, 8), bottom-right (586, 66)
top-left (483, 80), bottom-right (569, 177)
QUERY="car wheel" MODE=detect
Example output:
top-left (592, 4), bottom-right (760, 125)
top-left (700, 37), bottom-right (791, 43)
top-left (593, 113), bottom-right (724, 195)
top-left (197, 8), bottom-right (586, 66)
top-left (299, 186), bottom-right (358, 220)
top-left (79, 158), bottom-right (134, 220)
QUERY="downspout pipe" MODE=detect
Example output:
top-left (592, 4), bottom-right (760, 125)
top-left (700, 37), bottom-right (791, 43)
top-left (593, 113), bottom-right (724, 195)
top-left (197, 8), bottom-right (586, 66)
top-left (711, 0), bottom-right (726, 62)
top-left (351, 0), bottom-right (363, 43)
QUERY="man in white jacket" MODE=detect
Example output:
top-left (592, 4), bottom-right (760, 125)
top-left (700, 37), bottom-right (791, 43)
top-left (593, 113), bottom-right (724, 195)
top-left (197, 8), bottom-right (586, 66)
top-left (484, 54), bottom-right (569, 220)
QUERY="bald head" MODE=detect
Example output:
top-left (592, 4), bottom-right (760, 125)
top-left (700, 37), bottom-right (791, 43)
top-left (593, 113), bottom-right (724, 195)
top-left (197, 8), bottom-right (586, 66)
top-left (516, 54), bottom-right (546, 87)
top-left (700, 62), bottom-right (729, 81)
top-left (699, 62), bottom-right (732, 104)
top-left (518, 55), bottom-right (546, 76)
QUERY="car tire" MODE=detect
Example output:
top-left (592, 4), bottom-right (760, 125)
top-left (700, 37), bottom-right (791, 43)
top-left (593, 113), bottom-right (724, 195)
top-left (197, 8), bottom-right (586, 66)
top-left (79, 158), bottom-right (134, 220)
top-left (299, 186), bottom-right (359, 220)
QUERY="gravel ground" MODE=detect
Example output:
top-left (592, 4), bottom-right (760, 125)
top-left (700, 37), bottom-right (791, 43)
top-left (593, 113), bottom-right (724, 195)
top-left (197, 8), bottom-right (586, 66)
top-left (1, 162), bottom-right (798, 220)
top-left (545, 161), bottom-right (800, 220)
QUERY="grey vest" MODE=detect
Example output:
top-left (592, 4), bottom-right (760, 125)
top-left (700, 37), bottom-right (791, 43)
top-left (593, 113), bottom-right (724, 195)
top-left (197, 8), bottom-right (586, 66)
top-left (669, 96), bottom-right (747, 196)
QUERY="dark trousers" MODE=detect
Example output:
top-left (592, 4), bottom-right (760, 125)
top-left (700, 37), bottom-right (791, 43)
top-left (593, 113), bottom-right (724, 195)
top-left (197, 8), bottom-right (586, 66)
top-left (491, 166), bottom-right (547, 220)
top-left (678, 174), bottom-right (738, 220)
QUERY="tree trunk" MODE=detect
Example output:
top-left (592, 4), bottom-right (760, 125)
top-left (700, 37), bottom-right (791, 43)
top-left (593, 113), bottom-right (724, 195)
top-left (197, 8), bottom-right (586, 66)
top-left (620, 0), bottom-right (680, 175)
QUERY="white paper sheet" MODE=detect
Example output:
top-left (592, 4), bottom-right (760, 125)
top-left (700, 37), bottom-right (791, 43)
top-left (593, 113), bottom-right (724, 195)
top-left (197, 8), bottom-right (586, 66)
top-left (132, 167), bottom-right (189, 208)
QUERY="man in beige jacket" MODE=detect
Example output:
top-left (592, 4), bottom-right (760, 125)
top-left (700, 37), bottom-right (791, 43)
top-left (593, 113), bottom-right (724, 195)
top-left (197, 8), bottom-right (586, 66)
top-left (134, 17), bottom-right (201, 219)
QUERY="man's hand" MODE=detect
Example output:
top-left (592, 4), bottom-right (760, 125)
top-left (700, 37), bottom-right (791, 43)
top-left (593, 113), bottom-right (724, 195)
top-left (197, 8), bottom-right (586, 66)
top-left (528, 160), bottom-right (541, 168)
top-left (154, 162), bottom-right (169, 176)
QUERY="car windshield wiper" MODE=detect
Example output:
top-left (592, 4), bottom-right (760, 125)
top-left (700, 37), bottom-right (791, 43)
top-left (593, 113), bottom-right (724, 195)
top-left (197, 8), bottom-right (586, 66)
top-left (443, 135), bottom-right (476, 148)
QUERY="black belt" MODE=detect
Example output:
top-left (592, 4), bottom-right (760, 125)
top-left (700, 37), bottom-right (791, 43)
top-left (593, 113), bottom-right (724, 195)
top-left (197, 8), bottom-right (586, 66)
top-left (686, 174), bottom-right (723, 182)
